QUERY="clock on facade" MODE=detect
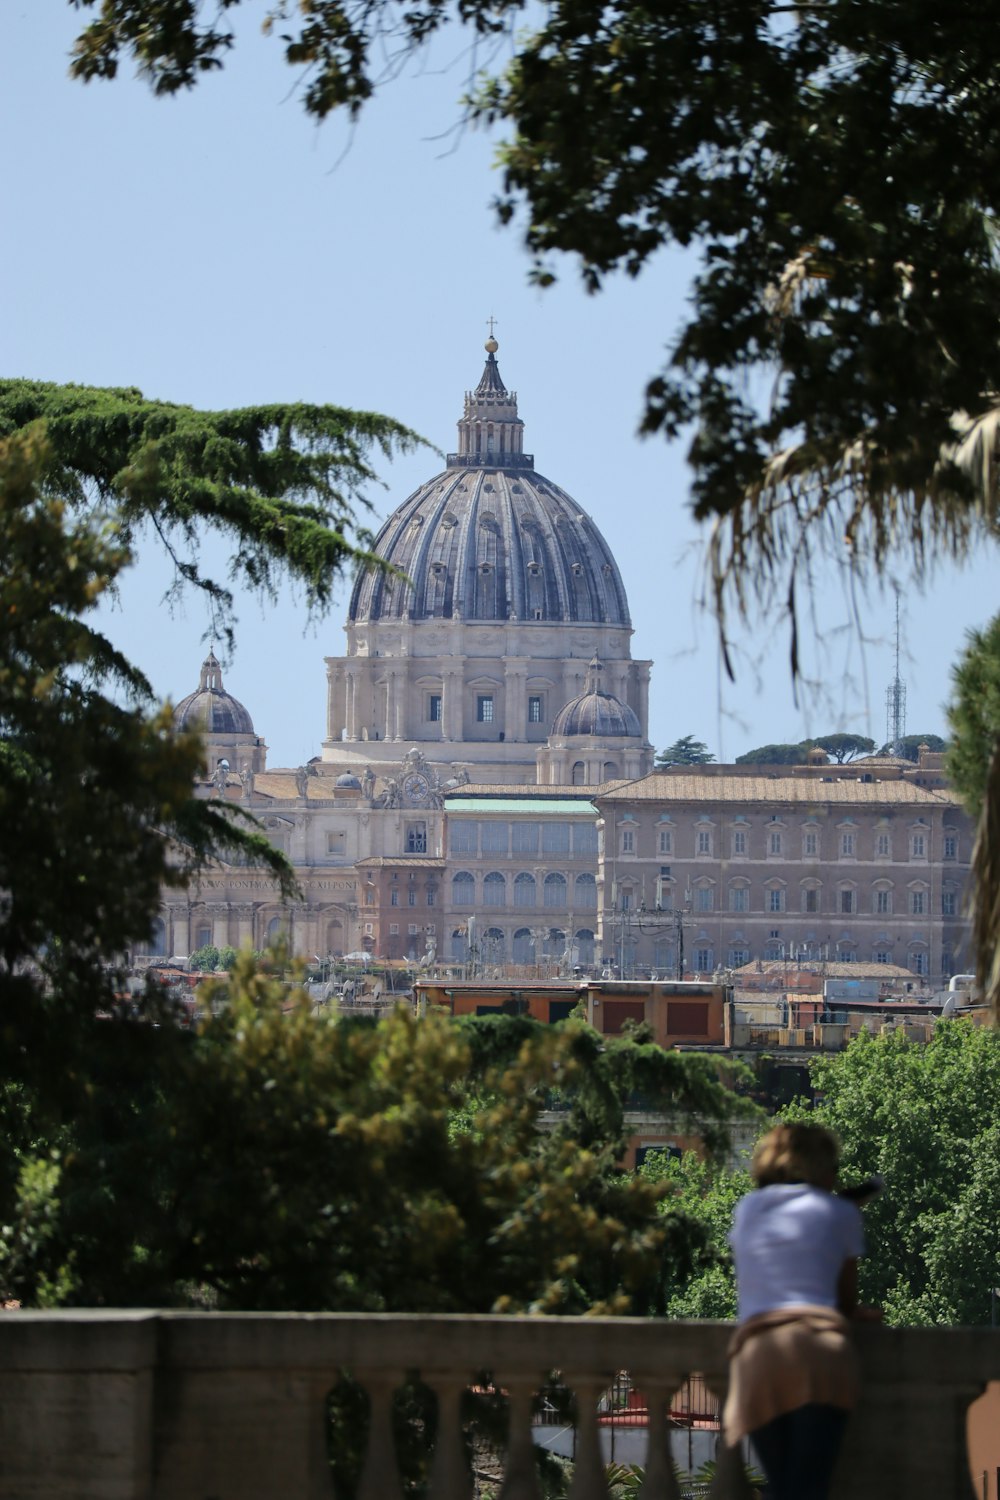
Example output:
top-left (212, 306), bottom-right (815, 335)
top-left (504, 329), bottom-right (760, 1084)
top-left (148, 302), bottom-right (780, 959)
top-left (403, 771), bottom-right (431, 803)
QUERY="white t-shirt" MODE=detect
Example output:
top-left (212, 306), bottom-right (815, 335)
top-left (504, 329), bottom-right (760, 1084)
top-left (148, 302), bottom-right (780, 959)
top-left (729, 1184), bottom-right (864, 1321)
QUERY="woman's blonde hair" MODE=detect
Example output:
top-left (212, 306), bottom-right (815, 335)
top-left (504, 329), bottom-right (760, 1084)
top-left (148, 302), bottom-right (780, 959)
top-left (751, 1122), bottom-right (840, 1188)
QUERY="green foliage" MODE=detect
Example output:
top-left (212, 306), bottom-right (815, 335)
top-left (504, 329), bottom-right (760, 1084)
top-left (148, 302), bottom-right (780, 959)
top-left (809, 1022), bottom-right (1000, 1325)
top-left (637, 1149), bottom-right (751, 1319)
top-left (0, 379), bottom-right (423, 644)
top-left (878, 734), bottom-right (948, 762)
top-left (654, 735), bottom-right (714, 767)
top-left (734, 743), bottom-right (805, 766)
top-left (188, 945), bottom-right (221, 972)
top-left (948, 617), bottom-right (1000, 1011)
top-left (806, 734), bottom-right (876, 765)
top-left (1, 960), bottom-right (745, 1313)
top-left (737, 734), bottom-right (875, 765)
top-left (0, 428), bottom-right (301, 1089)
top-left (948, 619), bottom-right (1000, 814)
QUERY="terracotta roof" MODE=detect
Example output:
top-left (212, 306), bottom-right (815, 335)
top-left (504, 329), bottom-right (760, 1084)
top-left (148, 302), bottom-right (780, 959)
top-left (597, 774), bottom-right (959, 806)
top-left (251, 773), bottom-right (358, 801)
top-left (452, 779), bottom-right (630, 797)
top-left (733, 959), bottom-right (922, 981)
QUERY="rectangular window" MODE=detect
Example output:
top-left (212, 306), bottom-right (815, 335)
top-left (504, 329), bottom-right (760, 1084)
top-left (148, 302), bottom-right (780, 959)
top-left (876, 889), bottom-right (891, 914)
top-left (695, 948), bottom-right (713, 973)
top-left (840, 832), bottom-right (856, 857)
top-left (730, 887), bottom-right (748, 912)
top-left (481, 821), bottom-right (509, 855)
top-left (911, 833), bottom-right (926, 858)
top-left (528, 695), bottom-right (543, 724)
top-left (326, 830), bottom-right (347, 856)
top-left (695, 887), bottom-right (713, 912)
top-left (911, 890), bottom-right (926, 915)
top-left (621, 829), bottom-right (635, 854)
top-left (390, 889), bottom-right (399, 907)
top-left (875, 949), bottom-right (891, 965)
top-left (659, 828), bottom-right (673, 855)
top-left (769, 831), bottom-right (782, 855)
top-left (620, 889), bottom-right (632, 911)
top-left (804, 888), bottom-right (819, 913)
top-left (408, 924), bottom-right (420, 936)
top-left (405, 823), bottom-right (427, 854)
top-left (876, 833), bottom-right (891, 857)
top-left (365, 890), bottom-right (375, 906)
top-left (512, 822), bottom-right (540, 855)
top-left (428, 694), bottom-right (442, 723)
top-left (733, 830), bottom-right (747, 856)
top-left (697, 829), bottom-right (712, 855)
top-left (942, 891), bottom-right (957, 916)
top-left (573, 823), bottom-right (598, 855)
top-left (476, 695), bottom-right (494, 723)
top-left (450, 821), bottom-right (478, 855)
top-left (803, 831), bottom-right (818, 857)
top-left (944, 834), bottom-right (957, 860)
top-left (389, 923), bottom-right (399, 935)
top-left (542, 822), bottom-right (571, 855)
top-left (840, 889), bottom-right (854, 914)
top-left (408, 889), bottom-right (416, 907)
top-left (729, 948), bottom-right (750, 968)
top-left (426, 888), bottom-right (436, 906)
top-left (768, 888), bottom-right (784, 913)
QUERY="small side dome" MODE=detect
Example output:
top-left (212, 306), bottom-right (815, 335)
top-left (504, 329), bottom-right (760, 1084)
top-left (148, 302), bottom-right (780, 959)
top-left (174, 652), bottom-right (255, 736)
top-left (334, 772), bottom-right (362, 789)
top-left (551, 656), bottom-right (642, 739)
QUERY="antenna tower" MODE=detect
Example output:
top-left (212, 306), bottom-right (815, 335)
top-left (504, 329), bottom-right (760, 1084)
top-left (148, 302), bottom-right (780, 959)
top-left (885, 592), bottom-right (907, 751)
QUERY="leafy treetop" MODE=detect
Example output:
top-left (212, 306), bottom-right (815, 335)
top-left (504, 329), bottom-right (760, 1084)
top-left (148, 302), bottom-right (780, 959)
top-left (654, 735), bottom-right (714, 767)
top-left (0, 379), bottom-right (424, 647)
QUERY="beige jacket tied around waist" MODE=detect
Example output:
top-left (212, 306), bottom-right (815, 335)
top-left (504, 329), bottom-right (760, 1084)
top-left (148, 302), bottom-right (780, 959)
top-left (722, 1304), bottom-right (860, 1445)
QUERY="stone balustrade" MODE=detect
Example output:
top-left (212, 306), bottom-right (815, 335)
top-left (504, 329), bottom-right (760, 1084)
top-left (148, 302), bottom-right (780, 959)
top-left (0, 1311), bottom-right (997, 1500)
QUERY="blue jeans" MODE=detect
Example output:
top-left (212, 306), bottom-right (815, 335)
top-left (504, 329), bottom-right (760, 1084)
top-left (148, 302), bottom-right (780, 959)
top-left (750, 1403), bottom-right (849, 1500)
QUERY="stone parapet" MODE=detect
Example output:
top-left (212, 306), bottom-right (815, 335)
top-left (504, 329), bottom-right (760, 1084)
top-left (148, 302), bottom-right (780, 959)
top-left (0, 1311), bottom-right (995, 1499)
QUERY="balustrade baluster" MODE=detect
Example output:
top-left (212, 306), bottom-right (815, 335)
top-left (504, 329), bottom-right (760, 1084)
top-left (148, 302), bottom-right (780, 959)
top-left (428, 1374), bottom-right (473, 1500)
top-left (564, 1377), bottom-right (609, 1500)
top-left (356, 1374), bottom-right (405, 1500)
top-left (707, 1434), bottom-right (754, 1500)
top-left (637, 1381), bottom-right (684, 1500)
top-left (497, 1376), bottom-right (544, 1500)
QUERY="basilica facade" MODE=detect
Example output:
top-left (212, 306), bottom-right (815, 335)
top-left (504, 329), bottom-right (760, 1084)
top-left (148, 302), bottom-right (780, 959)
top-left (151, 339), bottom-right (655, 964)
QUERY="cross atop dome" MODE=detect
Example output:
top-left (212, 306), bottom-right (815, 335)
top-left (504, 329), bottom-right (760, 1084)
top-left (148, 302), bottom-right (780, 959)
top-left (452, 328), bottom-right (533, 469)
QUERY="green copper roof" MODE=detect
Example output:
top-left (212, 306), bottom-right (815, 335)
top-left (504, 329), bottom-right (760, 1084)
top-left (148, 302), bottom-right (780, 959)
top-left (446, 798), bottom-right (597, 815)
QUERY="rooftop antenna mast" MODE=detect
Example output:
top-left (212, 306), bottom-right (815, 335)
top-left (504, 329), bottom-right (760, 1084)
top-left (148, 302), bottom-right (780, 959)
top-left (885, 590), bottom-right (907, 753)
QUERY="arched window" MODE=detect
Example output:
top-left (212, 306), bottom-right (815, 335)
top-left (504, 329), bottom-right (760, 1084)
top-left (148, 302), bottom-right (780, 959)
top-left (574, 872), bottom-right (597, 909)
top-left (543, 872), bottom-right (567, 908)
top-left (513, 872), bottom-right (536, 908)
top-left (452, 871), bottom-right (475, 908)
top-left (266, 916), bottom-right (286, 945)
top-left (654, 937), bottom-right (676, 972)
top-left (544, 928), bottom-right (566, 960)
top-left (483, 872), bottom-right (506, 907)
top-left (512, 928), bottom-right (535, 964)
top-left (603, 761), bottom-right (619, 780)
top-left (571, 761), bottom-right (586, 786)
top-left (575, 928), bottom-right (595, 965)
top-left (326, 918), bottom-right (343, 954)
top-left (195, 924), bottom-right (212, 950)
top-left (137, 912), bottom-right (167, 960)
top-left (450, 928), bottom-right (469, 961)
top-left (482, 927), bottom-right (506, 961)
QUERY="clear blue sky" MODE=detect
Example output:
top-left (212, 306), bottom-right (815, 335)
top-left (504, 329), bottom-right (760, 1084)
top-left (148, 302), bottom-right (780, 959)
top-left (4, 3), bottom-right (997, 766)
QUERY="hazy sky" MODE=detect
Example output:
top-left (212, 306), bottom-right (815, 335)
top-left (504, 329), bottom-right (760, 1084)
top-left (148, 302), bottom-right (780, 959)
top-left (5, 4), bottom-right (997, 766)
